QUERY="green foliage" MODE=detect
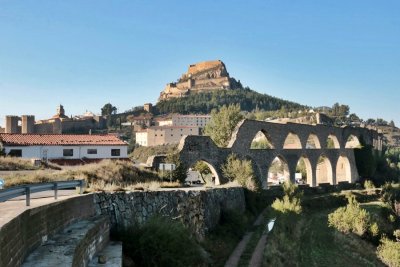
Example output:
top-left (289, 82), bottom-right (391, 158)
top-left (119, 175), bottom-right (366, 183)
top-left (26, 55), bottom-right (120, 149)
top-left (121, 215), bottom-right (204, 267)
top-left (364, 180), bottom-right (376, 189)
top-left (165, 152), bottom-right (187, 183)
top-left (354, 136), bottom-right (377, 179)
top-left (101, 102), bottom-right (117, 116)
top-left (192, 161), bottom-right (211, 175)
top-left (250, 139), bottom-right (272, 149)
top-left (271, 181), bottom-right (303, 214)
top-left (377, 237), bottom-right (400, 267)
top-left (380, 182), bottom-right (400, 215)
top-left (221, 153), bottom-right (259, 191)
top-left (155, 87), bottom-right (305, 115)
top-left (394, 230), bottom-right (400, 242)
top-left (203, 104), bottom-right (244, 147)
top-left (130, 144), bottom-right (178, 163)
top-left (328, 195), bottom-right (373, 236)
top-left (370, 222), bottom-right (380, 237)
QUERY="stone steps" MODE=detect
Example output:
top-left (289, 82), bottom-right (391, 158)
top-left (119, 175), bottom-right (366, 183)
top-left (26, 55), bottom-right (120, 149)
top-left (88, 241), bottom-right (123, 267)
top-left (22, 215), bottom-right (110, 267)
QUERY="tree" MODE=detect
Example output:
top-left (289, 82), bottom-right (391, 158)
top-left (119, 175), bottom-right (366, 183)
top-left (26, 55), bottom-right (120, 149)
top-left (203, 104), bottom-right (244, 147)
top-left (101, 103), bottom-right (117, 116)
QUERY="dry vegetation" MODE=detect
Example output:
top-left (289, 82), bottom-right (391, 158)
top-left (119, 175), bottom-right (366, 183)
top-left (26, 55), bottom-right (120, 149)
top-left (0, 157), bottom-right (40, 171)
top-left (2, 160), bottom-right (182, 191)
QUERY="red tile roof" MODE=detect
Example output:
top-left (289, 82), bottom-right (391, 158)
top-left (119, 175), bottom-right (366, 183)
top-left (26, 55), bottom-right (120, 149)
top-left (0, 134), bottom-right (127, 146)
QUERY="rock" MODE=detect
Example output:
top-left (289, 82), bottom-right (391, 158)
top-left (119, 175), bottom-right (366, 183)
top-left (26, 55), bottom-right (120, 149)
top-left (159, 60), bottom-right (242, 100)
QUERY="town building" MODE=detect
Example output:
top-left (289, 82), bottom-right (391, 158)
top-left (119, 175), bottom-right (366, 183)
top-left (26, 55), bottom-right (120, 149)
top-left (0, 133), bottom-right (128, 163)
top-left (135, 126), bottom-right (200, 147)
top-left (3, 105), bottom-right (107, 135)
top-left (155, 114), bottom-right (211, 128)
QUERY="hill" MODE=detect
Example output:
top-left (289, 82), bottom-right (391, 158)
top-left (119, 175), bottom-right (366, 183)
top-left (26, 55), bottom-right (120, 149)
top-left (155, 87), bottom-right (306, 115)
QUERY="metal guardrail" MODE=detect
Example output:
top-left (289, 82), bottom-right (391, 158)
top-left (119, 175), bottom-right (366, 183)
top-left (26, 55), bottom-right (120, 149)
top-left (0, 180), bottom-right (85, 206)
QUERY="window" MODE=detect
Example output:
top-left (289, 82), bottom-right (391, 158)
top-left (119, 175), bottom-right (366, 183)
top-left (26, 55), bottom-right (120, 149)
top-left (63, 149), bottom-right (74, 157)
top-left (87, 149), bottom-right (97, 155)
top-left (8, 149), bottom-right (22, 157)
top-left (111, 149), bottom-right (120, 156)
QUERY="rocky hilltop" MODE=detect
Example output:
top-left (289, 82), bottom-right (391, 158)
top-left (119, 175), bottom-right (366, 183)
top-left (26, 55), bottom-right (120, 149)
top-left (159, 60), bottom-right (242, 101)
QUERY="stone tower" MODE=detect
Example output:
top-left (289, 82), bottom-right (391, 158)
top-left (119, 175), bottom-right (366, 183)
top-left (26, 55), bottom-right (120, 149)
top-left (21, 115), bottom-right (35, 134)
top-left (5, 116), bottom-right (19, 134)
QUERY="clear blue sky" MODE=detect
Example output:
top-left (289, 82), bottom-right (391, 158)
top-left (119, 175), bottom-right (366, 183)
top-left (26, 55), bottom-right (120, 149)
top-left (0, 0), bottom-right (399, 127)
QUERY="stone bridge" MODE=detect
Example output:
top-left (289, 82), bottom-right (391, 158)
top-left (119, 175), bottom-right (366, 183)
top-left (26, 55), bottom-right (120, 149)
top-left (178, 120), bottom-right (383, 188)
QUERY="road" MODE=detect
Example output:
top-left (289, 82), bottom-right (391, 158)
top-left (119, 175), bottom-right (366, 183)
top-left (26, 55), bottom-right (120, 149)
top-left (0, 189), bottom-right (78, 228)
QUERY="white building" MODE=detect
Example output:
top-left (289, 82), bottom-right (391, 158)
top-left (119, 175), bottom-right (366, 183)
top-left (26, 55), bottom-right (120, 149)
top-left (0, 134), bottom-right (128, 162)
top-left (171, 114), bottom-right (211, 128)
top-left (155, 114), bottom-right (211, 128)
top-left (135, 126), bottom-right (200, 147)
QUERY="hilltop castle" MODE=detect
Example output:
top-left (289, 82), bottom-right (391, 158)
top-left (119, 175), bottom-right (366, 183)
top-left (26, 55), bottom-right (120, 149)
top-left (158, 60), bottom-right (242, 100)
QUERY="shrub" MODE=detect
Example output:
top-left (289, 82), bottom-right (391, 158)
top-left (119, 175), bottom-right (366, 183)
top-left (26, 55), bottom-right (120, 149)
top-left (121, 215), bottom-right (204, 267)
top-left (377, 237), bottom-right (400, 267)
top-left (394, 230), bottom-right (400, 242)
top-left (271, 181), bottom-right (302, 214)
top-left (222, 154), bottom-right (259, 191)
top-left (328, 195), bottom-right (372, 236)
top-left (3, 160), bottom-right (160, 189)
top-left (364, 180), bottom-right (375, 189)
top-left (0, 157), bottom-right (39, 171)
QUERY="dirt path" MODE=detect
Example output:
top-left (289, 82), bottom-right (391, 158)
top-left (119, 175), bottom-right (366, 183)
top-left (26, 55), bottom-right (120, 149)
top-left (248, 234), bottom-right (267, 267)
top-left (224, 210), bottom-right (268, 267)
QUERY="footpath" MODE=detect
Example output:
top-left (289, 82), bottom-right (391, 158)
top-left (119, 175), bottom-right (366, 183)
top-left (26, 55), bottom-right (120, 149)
top-left (224, 208), bottom-right (271, 267)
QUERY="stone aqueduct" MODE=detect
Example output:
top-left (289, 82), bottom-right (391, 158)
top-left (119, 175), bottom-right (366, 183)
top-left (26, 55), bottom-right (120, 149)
top-left (178, 120), bottom-right (383, 188)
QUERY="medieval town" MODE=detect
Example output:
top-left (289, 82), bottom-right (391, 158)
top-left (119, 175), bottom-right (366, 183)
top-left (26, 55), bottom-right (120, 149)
top-left (1, 2), bottom-right (400, 267)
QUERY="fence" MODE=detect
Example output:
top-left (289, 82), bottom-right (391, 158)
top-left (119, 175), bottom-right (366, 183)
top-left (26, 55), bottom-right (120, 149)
top-left (0, 180), bottom-right (85, 206)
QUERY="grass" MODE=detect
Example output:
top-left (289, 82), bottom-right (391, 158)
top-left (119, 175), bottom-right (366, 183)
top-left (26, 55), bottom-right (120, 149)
top-left (0, 156), bottom-right (61, 171)
top-left (237, 209), bottom-right (272, 267)
top-left (2, 160), bottom-right (168, 190)
top-left (263, 203), bottom-right (386, 267)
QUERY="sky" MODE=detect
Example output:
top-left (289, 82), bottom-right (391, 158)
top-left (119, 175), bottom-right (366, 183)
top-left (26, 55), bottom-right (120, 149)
top-left (0, 0), bottom-right (399, 127)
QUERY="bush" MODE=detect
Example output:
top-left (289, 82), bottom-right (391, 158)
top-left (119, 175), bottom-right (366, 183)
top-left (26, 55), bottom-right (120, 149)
top-left (271, 181), bottom-right (302, 214)
top-left (222, 154), bottom-right (260, 191)
top-left (364, 180), bottom-right (375, 189)
top-left (377, 237), bottom-right (400, 267)
top-left (0, 157), bottom-right (39, 171)
top-left (328, 195), bottom-right (373, 236)
top-left (4, 160), bottom-right (160, 189)
top-left (121, 215), bottom-right (204, 267)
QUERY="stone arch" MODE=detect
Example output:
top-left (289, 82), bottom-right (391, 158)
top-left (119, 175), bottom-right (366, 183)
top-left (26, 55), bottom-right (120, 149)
top-left (296, 155), bottom-right (313, 185)
top-left (283, 132), bottom-right (302, 149)
top-left (306, 134), bottom-right (321, 149)
top-left (187, 159), bottom-right (221, 185)
top-left (244, 155), bottom-right (264, 189)
top-left (326, 134), bottom-right (340, 149)
top-left (336, 155), bottom-right (352, 183)
top-left (250, 129), bottom-right (274, 149)
top-left (345, 134), bottom-right (361, 148)
top-left (267, 155), bottom-right (290, 186)
top-left (316, 155), bottom-right (333, 185)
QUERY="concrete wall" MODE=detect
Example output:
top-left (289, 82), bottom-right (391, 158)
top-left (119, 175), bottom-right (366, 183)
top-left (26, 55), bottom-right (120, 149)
top-left (4, 145), bottom-right (128, 160)
top-left (94, 187), bottom-right (245, 240)
top-left (0, 195), bottom-right (95, 267)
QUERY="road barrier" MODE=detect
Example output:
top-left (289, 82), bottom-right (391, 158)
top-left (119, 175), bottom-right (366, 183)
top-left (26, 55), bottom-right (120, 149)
top-left (0, 180), bottom-right (85, 206)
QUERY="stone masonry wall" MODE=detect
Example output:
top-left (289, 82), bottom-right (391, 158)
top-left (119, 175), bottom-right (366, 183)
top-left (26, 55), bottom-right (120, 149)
top-left (94, 187), bottom-right (245, 240)
top-left (0, 195), bottom-right (95, 267)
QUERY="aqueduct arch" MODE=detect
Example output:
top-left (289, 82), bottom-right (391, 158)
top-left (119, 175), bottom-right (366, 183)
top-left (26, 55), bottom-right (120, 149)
top-left (178, 120), bottom-right (382, 188)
